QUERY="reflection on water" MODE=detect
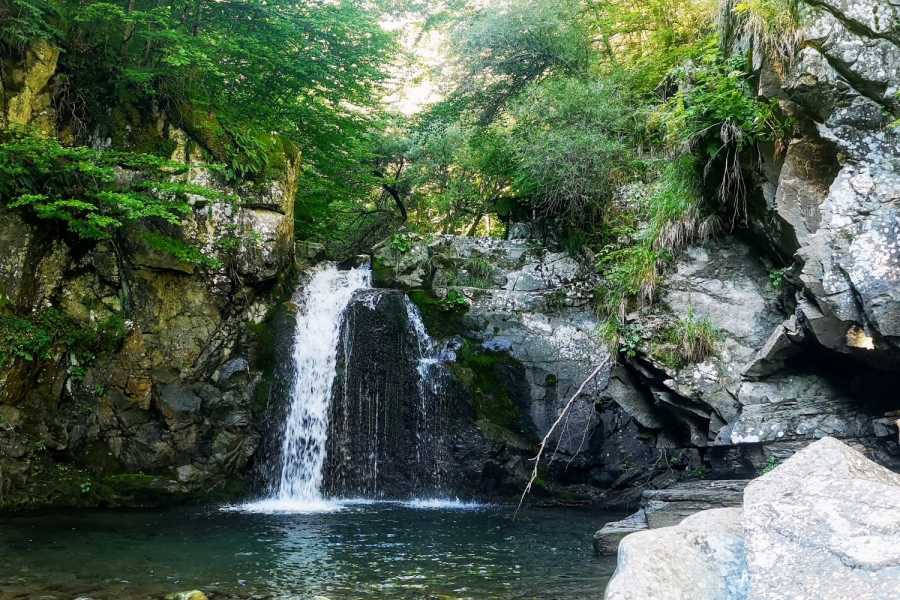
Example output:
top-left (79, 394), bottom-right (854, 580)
top-left (0, 503), bottom-right (620, 599)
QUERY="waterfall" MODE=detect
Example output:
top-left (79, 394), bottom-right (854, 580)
top-left (254, 264), bottom-right (371, 510)
top-left (241, 263), bottom-right (457, 512)
top-left (403, 297), bottom-right (447, 489)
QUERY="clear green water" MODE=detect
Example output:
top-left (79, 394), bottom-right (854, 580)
top-left (0, 501), bottom-right (620, 599)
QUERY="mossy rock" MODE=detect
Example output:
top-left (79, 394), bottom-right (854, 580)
top-left (452, 341), bottom-right (536, 441)
top-left (406, 289), bottom-right (472, 339)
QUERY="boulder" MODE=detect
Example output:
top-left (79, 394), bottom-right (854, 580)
top-left (604, 508), bottom-right (748, 600)
top-left (606, 438), bottom-right (900, 600)
top-left (371, 235), bottom-right (432, 289)
top-left (743, 437), bottom-right (900, 600)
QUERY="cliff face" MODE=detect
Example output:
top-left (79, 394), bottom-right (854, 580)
top-left (608, 0), bottom-right (900, 486)
top-left (0, 44), bottom-right (298, 509)
top-left (370, 0), bottom-right (900, 507)
top-left (751, 0), bottom-right (900, 368)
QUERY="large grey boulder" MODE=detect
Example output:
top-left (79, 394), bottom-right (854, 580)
top-left (743, 436), bottom-right (900, 600)
top-left (605, 438), bottom-right (900, 600)
top-left (604, 508), bottom-right (748, 600)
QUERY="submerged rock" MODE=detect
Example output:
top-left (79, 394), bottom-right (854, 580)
top-left (165, 591), bottom-right (208, 600)
top-left (594, 480), bottom-right (748, 556)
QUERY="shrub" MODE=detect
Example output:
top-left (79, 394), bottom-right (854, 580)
top-left (730, 0), bottom-right (803, 66)
top-left (452, 257), bottom-right (496, 289)
top-left (668, 308), bottom-right (720, 364)
top-left (596, 243), bottom-right (664, 318)
top-left (0, 308), bottom-right (125, 370)
top-left (651, 45), bottom-right (790, 225)
top-left (646, 155), bottom-right (720, 253)
top-left (599, 319), bottom-right (644, 358)
top-left (0, 129), bottom-right (225, 264)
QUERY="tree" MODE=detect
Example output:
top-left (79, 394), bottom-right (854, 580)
top-left (447, 0), bottom-right (593, 123)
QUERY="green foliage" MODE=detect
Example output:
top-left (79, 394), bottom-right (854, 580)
top-left (652, 44), bottom-right (790, 224)
top-left (0, 0), bottom-right (59, 53)
top-left (731, 0), bottom-right (803, 64)
top-left (0, 308), bottom-right (125, 370)
top-left (646, 155), bottom-right (718, 252)
top-left (451, 257), bottom-right (496, 289)
top-left (439, 289), bottom-right (471, 311)
top-left (599, 319), bottom-right (644, 358)
top-left (589, 0), bottom-right (717, 93)
top-left (0, 129), bottom-right (227, 265)
top-left (688, 466), bottom-right (709, 478)
top-left (769, 268), bottom-right (788, 290)
top-left (449, 0), bottom-right (593, 122)
top-left (389, 232), bottom-right (414, 254)
top-left (666, 308), bottom-right (720, 364)
top-left (760, 455), bottom-right (779, 474)
top-left (47, 1), bottom-right (394, 183)
top-left (596, 244), bottom-right (664, 317)
top-left (505, 77), bottom-right (639, 226)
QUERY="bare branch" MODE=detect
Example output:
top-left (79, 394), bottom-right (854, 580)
top-left (514, 358), bottom-right (610, 517)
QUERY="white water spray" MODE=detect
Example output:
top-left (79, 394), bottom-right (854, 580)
top-left (243, 265), bottom-right (370, 512)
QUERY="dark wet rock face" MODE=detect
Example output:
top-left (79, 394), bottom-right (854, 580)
top-left (325, 290), bottom-right (444, 498)
top-left (323, 289), bottom-right (534, 500)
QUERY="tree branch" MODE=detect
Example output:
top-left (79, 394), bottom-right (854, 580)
top-left (514, 358), bottom-right (610, 517)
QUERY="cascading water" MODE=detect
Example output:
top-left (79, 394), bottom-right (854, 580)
top-left (241, 262), bottom-right (460, 512)
top-left (404, 296), bottom-right (448, 489)
top-left (247, 264), bottom-right (371, 511)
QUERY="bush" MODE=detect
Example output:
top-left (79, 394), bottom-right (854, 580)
top-left (596, 244), bottom-right (664, 317)
top-left (0, 129), bottom-right (224, 264)
top-left (730, 0), bottom-right (803, 66)
top-left (507, 77), bottom-right (640, 226)
top-left (651, 44), bottom-right (789, 225)
top-left (0, 308), bottom-right (125, 370)
top-left (451, 257), bottom-right (496, 289)
top-left (667, 308), bottom-right (719, 364)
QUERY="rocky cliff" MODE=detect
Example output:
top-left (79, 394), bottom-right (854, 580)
top-left (369, 0), bottom-right (900, 508)
top-left (603, 0), bottom-right (900, 496)
top-left (0, 43), bottom-right (299, 509)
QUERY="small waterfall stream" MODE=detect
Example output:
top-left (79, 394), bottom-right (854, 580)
top-left (246, 263), bottom-right (453, 512)
top-left (259, 265), bottom-right (371, 510)
top-left (404, 296), bottom-right (448, 490)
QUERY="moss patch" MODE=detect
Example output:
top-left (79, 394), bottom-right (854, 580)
top-left (406, 289), bottom-right (470, 339)
top-left (452, 340), bottom-right (535, 442)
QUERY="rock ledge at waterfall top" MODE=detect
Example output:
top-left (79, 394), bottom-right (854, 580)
top-left (604, 437), bottom-right (900, 600)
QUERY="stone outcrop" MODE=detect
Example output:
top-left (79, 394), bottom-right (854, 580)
top-left (598, 0), bottom-right (900, 494)
top-left (0, 40), bottom-right (59, 134)
top-left (605, 437), bottom-right (900, 600)
top-left (0, 45), bottom-right (299, 509)
top-left (374, 234), bottom-right (610, 455)
top-left (594, 480), bottom-right (747, 555)
top-left (751, 0), bottom-right (900, 369)
top-left (605, 508), bottom-right (749, 600)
